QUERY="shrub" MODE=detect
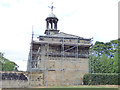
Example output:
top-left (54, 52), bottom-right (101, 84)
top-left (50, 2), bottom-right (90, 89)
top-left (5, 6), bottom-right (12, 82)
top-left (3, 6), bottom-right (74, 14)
top-left (83, 73), bottom-right (120, 85)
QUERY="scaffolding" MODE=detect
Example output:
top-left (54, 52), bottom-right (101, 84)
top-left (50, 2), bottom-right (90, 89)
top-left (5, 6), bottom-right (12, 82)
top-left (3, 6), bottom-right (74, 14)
top-left (27, 30), bottom-right (91, 87)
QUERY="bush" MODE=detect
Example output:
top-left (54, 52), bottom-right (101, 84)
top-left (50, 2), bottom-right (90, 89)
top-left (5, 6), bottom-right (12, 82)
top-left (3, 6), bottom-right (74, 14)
top-left (83, 73), bottom-right (120, 85)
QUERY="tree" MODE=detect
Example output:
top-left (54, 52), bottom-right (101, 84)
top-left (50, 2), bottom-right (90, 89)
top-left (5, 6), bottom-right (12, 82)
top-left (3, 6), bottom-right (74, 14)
top-left (89, 39), bottom-right (119, 73)
top-left (0, 52), bottom-right (19, 71)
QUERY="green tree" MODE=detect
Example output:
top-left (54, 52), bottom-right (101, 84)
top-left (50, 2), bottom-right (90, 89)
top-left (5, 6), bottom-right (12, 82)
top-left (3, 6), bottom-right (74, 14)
top-left (0, 52), bottom-right (18, 71)
top-left (89, 39), bottom-right (119, 73)
top-left (112, 52), bottom-right (119, 73)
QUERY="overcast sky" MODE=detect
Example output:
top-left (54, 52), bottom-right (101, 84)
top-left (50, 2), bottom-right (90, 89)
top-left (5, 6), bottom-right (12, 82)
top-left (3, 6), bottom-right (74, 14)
top-left (0, 0), bottom-right (119, 71)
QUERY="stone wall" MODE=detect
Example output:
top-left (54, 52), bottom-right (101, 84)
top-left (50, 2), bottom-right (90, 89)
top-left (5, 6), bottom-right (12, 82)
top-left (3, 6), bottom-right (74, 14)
top-left (28, 72), bottom-right (43, 87)
top-left (1, 80), bottom-right (28, 88)
top-left (38, 57), bottom-right (89, 71)
top-left (0, 72), bottom-right (29, 88)
top-left (35, 57), bottom-right (89, 86)
top-left (42, 71), bottom-right (87, 86)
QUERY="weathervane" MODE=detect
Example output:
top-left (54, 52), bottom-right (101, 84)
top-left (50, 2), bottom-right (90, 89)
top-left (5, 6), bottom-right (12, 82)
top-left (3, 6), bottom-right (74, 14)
top-left (48, 2), bottom-right (55, 13)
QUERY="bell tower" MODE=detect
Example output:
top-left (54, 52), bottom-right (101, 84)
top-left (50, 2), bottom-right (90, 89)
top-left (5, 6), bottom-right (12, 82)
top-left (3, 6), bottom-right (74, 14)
top-left (44, 3), bottom-right (59, 35)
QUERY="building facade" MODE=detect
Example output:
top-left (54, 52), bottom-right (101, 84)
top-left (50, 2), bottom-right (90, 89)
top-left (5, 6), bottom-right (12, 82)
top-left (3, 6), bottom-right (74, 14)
top-left (27, 8), bottom-right (92, 86)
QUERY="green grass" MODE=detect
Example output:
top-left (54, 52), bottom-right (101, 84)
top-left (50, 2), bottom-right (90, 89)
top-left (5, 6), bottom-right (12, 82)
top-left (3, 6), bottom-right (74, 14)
top-left (48, 85), bottom-right (116, 88)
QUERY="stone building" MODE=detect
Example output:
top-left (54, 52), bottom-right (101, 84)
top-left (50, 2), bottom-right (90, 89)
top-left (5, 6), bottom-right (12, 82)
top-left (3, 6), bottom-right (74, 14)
top-left (27, 5), bottom-right (92, 86)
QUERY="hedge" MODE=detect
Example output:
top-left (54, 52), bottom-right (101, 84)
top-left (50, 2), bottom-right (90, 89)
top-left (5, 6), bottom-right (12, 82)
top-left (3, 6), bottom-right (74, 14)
top-left (83, 73), bottom-right (120, 85)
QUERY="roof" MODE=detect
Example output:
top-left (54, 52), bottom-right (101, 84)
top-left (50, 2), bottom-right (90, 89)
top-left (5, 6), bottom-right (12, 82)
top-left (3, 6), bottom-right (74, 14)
top-left (50, 32), bottom-right (83, 38)
top-left (39, 32), bottom-right (91, 40)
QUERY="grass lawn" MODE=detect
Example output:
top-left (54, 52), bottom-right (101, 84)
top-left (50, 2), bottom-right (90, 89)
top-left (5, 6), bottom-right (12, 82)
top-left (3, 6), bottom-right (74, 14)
top-left (48, 85), bottom-right (119, 88)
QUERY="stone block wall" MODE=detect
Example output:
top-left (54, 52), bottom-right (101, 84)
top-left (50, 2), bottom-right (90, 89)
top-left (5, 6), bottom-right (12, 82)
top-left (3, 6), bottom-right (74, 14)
top-left (1, 80), bottom-right (28, 88)
top-left (36, 57), bottom-right (89, 86)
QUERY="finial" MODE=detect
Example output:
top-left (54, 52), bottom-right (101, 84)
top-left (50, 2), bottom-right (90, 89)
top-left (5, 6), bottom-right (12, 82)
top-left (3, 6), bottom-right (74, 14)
top-left (48, 2), bottom-right (55, 13)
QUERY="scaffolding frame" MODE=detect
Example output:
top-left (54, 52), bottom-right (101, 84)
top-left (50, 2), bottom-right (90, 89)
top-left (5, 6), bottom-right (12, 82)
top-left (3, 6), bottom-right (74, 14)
top-left (27, 31), bottom-right (91, 87)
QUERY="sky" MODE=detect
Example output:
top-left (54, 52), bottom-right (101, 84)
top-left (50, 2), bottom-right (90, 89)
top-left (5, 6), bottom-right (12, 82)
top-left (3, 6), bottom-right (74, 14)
top-left (0, 0), bottom-right (119, 71)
